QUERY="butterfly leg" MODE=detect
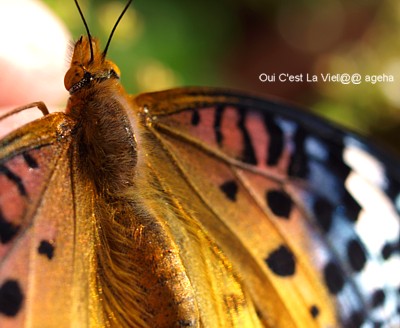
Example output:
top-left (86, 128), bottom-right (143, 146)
top-left (0, 101), bottom-right (49, 121)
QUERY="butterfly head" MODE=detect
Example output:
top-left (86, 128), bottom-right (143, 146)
top-left (64, 36), bottom-right (121, 95)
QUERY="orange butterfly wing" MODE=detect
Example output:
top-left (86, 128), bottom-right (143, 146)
top-left (0, 113), bottom-right (110, 327)
top-left (133, 87), bottom-right (400, 327)
top-left (131, 88), bottom-right (339, 327)
top-left (0, 114), bottom-right (79, 326)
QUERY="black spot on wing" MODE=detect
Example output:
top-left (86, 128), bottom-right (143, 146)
top-left (347, 239), bottom-right (366, 272)
top-left (38, 240), bottom-right (55, 260)
top-left (266, 190), bottom-right (293, 219)
top-left (328, 147), bottom-right (351, 182)
top-left (0, 165), bottom-right (26, 196)
top-left (191, 109), bottom-right (200, 126)
top-left (380, 241), bottom-right (400, 259)
top-left (265, 245), bottom-right (296, 277)
top-left (22, 152), bottom-right (38, 169)
top-left (0, 209), bottom-right (20, 244)
top-left (381, 243), bottom-right (394, 259)
top-left (237, 109), bottom-right (257, 165)
top-left (323, 261), bottom-right (345, 294)
top-left (288, 127), bottom-right (309, 178)
top-left (0, 280), bottom-right (23, 317)
top-left (310, 305), bottom-right (320, 318)
top-left (346, 310), bottom-right (365, 328)
top-left (219, 180), bottom-right (238, 202)
top-left (214, 105), bottom-right (224, 146)
top-left (313, 197), bottom-right (334, 233)
top-left (370, 289), bottom-right (385, 308)
top-left (343, 190), bottom-right (361, 222)
top-left (263, 113), bottom-right (284, 166)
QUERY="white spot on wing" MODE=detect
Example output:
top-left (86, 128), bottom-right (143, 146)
top-left (382, 256), bottom-right (400, 289)
top-left (346, 172), bottom-right (400, 253)
top-left (356, 261), bottom-right (382, 294)
top-left (343, 144), bottom-right (387, 189)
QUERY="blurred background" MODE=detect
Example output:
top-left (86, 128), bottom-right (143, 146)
top-left (40, 0), bottom-right (400, 155)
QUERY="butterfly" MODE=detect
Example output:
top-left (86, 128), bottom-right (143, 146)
top-left (0, 1), bottom-right (399, 327)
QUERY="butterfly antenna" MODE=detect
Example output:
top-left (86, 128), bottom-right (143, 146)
top-left (74, 0), bottom-right (94, 63)
top-left (103, 0), bottom-right (133, 59)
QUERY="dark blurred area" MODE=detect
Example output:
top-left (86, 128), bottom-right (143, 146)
top-left (44, 0), bottom-right (400, 155)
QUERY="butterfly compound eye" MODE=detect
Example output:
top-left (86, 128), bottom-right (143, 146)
top-left (108, 62), bottom-right (121, 79)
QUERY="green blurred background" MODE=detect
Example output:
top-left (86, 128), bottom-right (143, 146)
top-left (42, 0), bottom-right (400, 155)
